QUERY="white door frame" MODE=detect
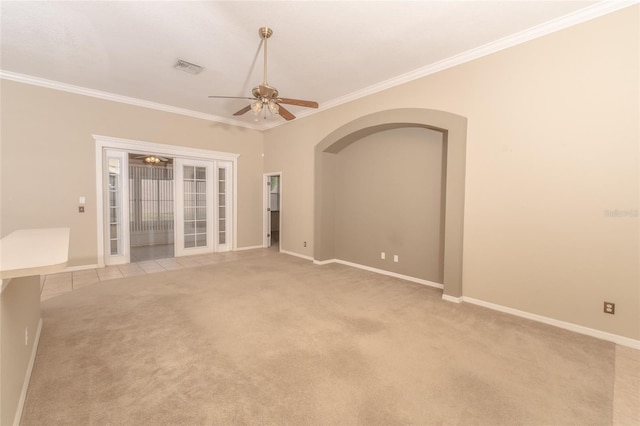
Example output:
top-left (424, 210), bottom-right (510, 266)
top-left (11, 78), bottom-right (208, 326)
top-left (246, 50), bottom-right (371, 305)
top-left (263, 172), bottom-right (282, 248)
top-left (94, 134), bottom-right (238, 267)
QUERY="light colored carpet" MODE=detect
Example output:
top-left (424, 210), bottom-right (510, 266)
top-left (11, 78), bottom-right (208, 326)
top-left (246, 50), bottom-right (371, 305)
top-left (22, 250), bottom-right (615, 425)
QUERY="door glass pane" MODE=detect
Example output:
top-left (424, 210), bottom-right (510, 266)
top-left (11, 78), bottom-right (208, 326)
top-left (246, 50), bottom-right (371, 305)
top-left (184, 166), bottom-right (195, 180)
top-left (195, 166), bottom-right (206, 180)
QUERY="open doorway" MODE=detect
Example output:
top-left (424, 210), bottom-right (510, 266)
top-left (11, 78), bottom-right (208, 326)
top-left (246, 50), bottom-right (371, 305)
top-left (128, 154), bottom-right (174, 261)
top-left (264, 173), bottom-right (281, 250)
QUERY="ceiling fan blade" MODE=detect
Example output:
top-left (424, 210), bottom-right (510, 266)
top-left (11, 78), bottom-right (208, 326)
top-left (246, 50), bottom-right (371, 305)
top-left (233, 105), bottom-right (252, 116)
top-left (279, 98), bottom-right (319, 109)
top-left (208, 95), bottom-right (255, 100)
top-left (278, 105), bottom-right (296, 121)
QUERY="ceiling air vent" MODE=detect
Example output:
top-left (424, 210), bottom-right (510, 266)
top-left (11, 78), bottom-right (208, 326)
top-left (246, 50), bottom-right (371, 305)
top-left (174, 59), bottom-right (204, 75)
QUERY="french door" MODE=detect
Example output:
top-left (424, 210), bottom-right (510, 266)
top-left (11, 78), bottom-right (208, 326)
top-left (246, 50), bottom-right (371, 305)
top-left (174, 158), bottom-right (232, 257)
top-left (103, 151), bottom-right (233, 265)
top-left (175, 158), bottom-right (213, 256)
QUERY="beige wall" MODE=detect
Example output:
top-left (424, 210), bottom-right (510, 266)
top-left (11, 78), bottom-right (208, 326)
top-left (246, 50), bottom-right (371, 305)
top-left (0, 276), bottom-right (41, 425)
top-left (262, 121), bottom-right (318, 257)
top-left (0, 6), bottom-right (636, 342)
top-left (0, 81), bottom-right (265, 265)
top-left (333, 127), bottom-right (444, 282)
top-left (263, 7), bottom-right (639, 339)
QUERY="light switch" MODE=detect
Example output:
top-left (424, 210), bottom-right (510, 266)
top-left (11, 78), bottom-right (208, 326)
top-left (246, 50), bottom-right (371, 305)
top-left (79, 196), bottom-right (86, 204)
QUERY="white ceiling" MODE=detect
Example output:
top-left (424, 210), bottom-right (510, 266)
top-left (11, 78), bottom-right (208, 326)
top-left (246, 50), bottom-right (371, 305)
top-left (1, 1), bottom-right (626, 130)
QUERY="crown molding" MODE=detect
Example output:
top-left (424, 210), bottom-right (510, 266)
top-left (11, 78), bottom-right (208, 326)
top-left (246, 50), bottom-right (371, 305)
top-left (319, 0), bottom-right (639, 112)
top-left (1, 1), bottom-right (636, 132)
top-left (0, 70), bottom-right (262, 131)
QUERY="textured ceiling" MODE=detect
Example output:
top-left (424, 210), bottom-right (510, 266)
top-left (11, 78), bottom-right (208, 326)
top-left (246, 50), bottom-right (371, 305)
top-left (1, 1), bottom-right (620, 130)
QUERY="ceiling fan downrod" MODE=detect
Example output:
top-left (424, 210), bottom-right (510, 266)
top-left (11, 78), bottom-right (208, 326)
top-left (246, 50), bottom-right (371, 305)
top-left (259, 27), bottom-right (273, 86)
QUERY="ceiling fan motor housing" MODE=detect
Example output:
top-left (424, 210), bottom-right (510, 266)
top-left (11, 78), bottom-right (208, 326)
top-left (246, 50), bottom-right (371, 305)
top-left (252, 84), bottom-right (279, 100)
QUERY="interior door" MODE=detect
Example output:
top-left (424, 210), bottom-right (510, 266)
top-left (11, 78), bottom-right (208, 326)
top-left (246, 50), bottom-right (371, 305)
top-left (175, 158), bottom-right (214, 256)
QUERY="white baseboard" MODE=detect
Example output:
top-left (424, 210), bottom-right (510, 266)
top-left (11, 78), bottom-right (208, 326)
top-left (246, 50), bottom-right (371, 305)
top-left (280, 249), bottom-right (314, 261)
top-left (313, 258), bottom-right (337, 266)
top-left (315, 258), bottom-right (444, 290)
top-left (463, 296), bottom-right (640, 350)
top-left (442, 294), bottom-right (462, 303)
top-left (14, 317), bottom-right (43, 426)
top-left (272, 253), bottom-right (640, 350)
top-left (235, 245), bottom-right (264, 251)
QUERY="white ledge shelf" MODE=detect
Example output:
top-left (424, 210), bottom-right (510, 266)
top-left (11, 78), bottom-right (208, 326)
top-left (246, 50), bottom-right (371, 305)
top-left (0, 228), bottom-right (70, 279)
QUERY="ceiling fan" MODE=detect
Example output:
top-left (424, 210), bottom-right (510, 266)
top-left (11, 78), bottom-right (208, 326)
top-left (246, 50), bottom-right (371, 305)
top-left (209, 27), bottom-right (318, 121)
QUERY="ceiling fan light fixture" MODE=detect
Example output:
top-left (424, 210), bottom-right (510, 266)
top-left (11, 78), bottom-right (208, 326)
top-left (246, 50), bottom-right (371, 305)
top-left (208, 27), bottom-right (318, 122)
top-left (268, 100), bottom-right (279, 114)
top-left (250, 100), bottom-right (263, 115)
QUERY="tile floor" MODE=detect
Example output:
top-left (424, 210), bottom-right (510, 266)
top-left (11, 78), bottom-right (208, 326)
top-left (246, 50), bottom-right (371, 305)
top-left (130, 244), bottom-right (175, 262)
top-left (40, 251), bottom-right (244, 301)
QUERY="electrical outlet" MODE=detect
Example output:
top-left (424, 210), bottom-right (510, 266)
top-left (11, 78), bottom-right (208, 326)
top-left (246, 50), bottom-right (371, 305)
top-left (604, 302), bottom-right (615, 315)
top-left (393, 255), bottom-right (399, 263)
top-left (381, 252), bottom-right (385, 260)
top-left (303, 241), bottom-right (307, 247)
top-left (79, 206), bottom-right (85, 213)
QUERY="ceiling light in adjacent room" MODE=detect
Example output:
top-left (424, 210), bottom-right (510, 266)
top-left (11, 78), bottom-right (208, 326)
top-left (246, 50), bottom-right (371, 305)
top-left (143, 156), bottom-right (161, 165)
